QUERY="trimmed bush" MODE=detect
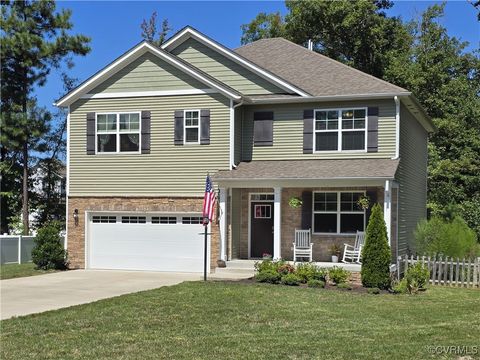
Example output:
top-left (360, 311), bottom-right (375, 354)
top-left (307, 279), bottom-right (325, 288)
top-left (414, 216), bottom-right (479, 258)
top-left (255, 270), bottom-right (281, 284)
top-left (328, 266), bottom-right (350, 285)
top-left (337, 283), bottom-right (352, 290)
top-left (280, 273), bottom-right (301, 286)
top-left (31, 221), bottom-right (67, 270)
top-left (254, 259), bottom-right (287, 274)
top-left (295, 263), bottom-right (328, 283)
top-left (367, 287), bottom-right (380, 295)
top-left (361, 204), bottom-right (391, 289)
top-left (277, 263), bottom-right (295, 276)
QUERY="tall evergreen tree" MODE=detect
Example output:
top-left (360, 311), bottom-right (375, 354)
top-left (0, 0), bottom-right (90, 234)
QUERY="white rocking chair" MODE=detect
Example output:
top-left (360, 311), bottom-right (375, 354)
top-left (293, 229), bottom-right (313, 262)
top-left (342, 231), bottom-right (366, 264)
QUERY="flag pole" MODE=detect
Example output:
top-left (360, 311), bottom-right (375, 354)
top-left (203, 216), bottom-right (209, 282)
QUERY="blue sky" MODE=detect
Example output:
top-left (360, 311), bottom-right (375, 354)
top-left (40, 0), bottom-right (478, 116)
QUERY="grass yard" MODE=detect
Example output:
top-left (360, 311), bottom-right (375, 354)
top-left (1, 282), bottom-right (479, 360)
top-left (0, 262), bottom-right (59, 280)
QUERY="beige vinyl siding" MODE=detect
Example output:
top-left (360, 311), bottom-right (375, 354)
top-left (171, 38), bottom-right (285, 95)
top-left (396, 103), bottom-right (428, 256)
top-left (241, 99), bottom-right (396, 160)
top-left (90, 52), bottom-right (206, 94)
top-left (69, 94), bottom-right (230, 196)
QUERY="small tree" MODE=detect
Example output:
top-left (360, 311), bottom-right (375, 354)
top-left (31, 221), bottom-right (68, 270)
top-left (361, 204), bottom-right (391, 289)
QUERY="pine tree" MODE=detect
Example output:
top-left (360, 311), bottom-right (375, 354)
top-left (361, 204), bottom-right (392, 289)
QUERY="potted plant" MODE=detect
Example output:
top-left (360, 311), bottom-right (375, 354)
top-left (288, 196), bottom-right (302, 209)
top-left (357, 195), bottom-right (370, 210)
top-left (329, 244), bottom-right (342, 263)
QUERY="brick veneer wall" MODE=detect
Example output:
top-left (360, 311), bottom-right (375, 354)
top-left (67, 197), bottom-right (219, 270)
top-left (234, 187), bottom-right (385, 262)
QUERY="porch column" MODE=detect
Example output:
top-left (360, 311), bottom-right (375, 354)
top-left (384, 180), bottom-right (392, 246)
top-left (273, 187), bottom-right (282, 260)
top-left (219, 187), bottom-right (227, 262)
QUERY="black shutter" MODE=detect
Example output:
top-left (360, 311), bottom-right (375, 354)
top-left (253, 111), bottom-right (273, 146)
top-left (303, 109), bottom-right (314, 154)
top-left (301, 191), bottom-right (313, 230)
top-left (86, 112), bottom-right (96, 155)
top-left (141, 111), bottom-right (151, 154)
top-left (174, 110), bottom-right (184, 145)
top-left (367, 107), bottom-right (379, 153)
top-left (365, 189), bottom-right (378, 227)
top-left (200, 109), bottom-right (210, 145)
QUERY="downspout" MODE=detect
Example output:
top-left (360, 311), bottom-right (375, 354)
top-left (230, 99), bottom-right (244, 169)
top-left (394, 96), bottom-right (400, 159)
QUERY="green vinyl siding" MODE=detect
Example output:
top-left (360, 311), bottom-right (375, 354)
top-left (234, 107), bottom-right (243, 164)
top-left (396, 104), bottom-right (428, 256)
top-left (90, 52), bottom-right (206, 94)
top-left (171, 38), bottom-right (285, 95)
top-left (69, 94), bottom-right (230, 196)
top-left (241, 99), bottom-right (396, 160)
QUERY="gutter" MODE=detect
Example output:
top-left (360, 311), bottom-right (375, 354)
top-left (229, 100), bottom-right (244, 169)
top-left (394, 96), bottom-right (400, 159)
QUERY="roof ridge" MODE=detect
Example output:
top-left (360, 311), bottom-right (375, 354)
top-left (271, 37), bottom-right (408, 92)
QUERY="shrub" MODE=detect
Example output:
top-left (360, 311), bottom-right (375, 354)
top-left (307, 279), bottom-right (325, 288)
top-left (31, 221), bottom-right (68, 270)
top-left (277, 263), bottom-right (295, 276)
top-left (367, 287), bottom-right (380, 295)
top-left (393, 263), bottom-right (430, 294)
top-left (361, 204), bottom-right (391, 289)
top-left (254, 259), bottom-right (287, 273)
top-left (295, 263), bottom-right (327, 283)
top-left (280, 273), bottom-right (301, 286)
top-left (337, 283), bottom-right (352, 290)
top-left (414, 216), bottom-right (479, 258)
top-left (255, 270), bottom-right (281, 284)
top-left (392, 279), bottom-right (408, 294)
top-left (328, 266), bottom-right (350, 285)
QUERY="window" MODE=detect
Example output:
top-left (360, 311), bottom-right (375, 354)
top-left (92, 215), bottom-right (117, 223)
top-left (182, 216), bottom-right (203, 224)
top-left (250, 194), bottom-right (274, 201)
top-left (96, 112), bottom-right (140, 153)
top-left (121, 216), bottom-right (146, 224)
top-left (314, 108), bottom-right (367, 152)
top-left (184, 110), bottom-right (200, 144)
top-left (152, 216), bottom-right (177, 224)
top-left (313, 192), bottom-right (365, 234)
top-left (254, 204), bottom-right (271, 219)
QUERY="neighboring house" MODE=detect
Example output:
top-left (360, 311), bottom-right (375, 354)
top-left (55, 26), bottom-right (434, 273)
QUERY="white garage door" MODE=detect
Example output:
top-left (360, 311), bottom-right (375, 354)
top-left (88, 213), bottom-right (206, 272)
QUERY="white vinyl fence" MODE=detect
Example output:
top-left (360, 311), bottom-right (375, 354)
top-left (396, 255), bottom-right (480, 288)
top-left (0, 235), bottom-right (65, 265)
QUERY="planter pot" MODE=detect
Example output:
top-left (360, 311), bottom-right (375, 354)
top-left (331, 255), bottom-right (339, 263)
top-left (217, 260), bottom-right (226, 268)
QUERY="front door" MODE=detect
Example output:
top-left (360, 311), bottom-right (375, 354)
top-left (250, 202), bottom-right (274, 258)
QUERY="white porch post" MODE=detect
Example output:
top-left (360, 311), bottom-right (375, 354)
top-left (219, 187), bottom-right (227, 262)
top-left (273, 187), bottom-right (282, 260)
top-left (384, 180), bottom-right (392, 246)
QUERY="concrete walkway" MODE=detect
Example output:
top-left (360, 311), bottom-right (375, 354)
top-left (0, 270), bottom-right (200, 320)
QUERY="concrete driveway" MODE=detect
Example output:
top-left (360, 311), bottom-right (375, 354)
top-left (1, 270), bottom-right (200, 320)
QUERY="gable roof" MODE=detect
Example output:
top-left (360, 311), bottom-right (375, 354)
top-left (54, 41), bottom-right (241, 107)
top-left (235, 38), bottom-right (409, 97)
top-left (162, 26), bottom-right (310, 97)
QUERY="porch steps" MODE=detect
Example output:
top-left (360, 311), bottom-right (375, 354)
top-left (209, 260), bottom-right (256, 280)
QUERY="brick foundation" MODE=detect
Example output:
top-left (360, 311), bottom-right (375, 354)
top-left (67, 196), bottom-right (219, 270)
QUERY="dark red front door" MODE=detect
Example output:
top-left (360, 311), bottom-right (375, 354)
top-left (250, 202), bottom-right (274, 258)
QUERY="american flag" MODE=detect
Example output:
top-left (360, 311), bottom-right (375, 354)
top-left (202, 175), bottom-right (216, 225)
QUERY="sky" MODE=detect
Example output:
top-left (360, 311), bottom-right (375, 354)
top-left (38, 0), bottom-right (479, 118)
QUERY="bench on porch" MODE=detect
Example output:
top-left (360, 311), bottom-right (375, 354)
top-left (293, 229), bottom-right (313, 262)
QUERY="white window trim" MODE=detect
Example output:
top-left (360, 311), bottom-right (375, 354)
top-left (95, 111), bottom-right (142, 154)
top-left (313, 107), bottom-right (368, 153)
top-left (312, 191), bottom-right (366, 235)
top-left (183, 109), bottom-right (201, 145)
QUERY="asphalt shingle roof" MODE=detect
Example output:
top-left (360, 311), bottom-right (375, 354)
top-left (235, 38), bottom-right (408, 97)
top-left (213, 159), bottom-right (399, 181)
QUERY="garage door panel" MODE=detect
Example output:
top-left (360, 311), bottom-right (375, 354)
top-left (89, 215), bottom-right (205, 272)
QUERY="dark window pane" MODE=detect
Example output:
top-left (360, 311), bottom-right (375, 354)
top-left (314, 214), bottom-right (337, 233)
top-left (354, 119), bottom-right (365, 129)
top-left (315, 132), bottom-right (338, 151)
top-left (327, 110), bottom-right (338, 119)
top-left (97, 134), bottom-right (116, 152)
top-left (120, 134), bottom-right (139, 152)
top-left (342, 131), bottom-right (365, 150)
top-left (343, 119), bottom-right (353, 129)
top-left (185, 128), bottom-right (198, 143)
top-left (315, 120), bottom-right (326, 130)
top-left (354, 109), bottom-right (366, 118)
top-left (327, 120), bottom-right (338, 130)
top-left (315, 111), bottom-right (326, 120)
top-left (342, 110), bottom-right (353, 119)
top-left (340, 214), bottom-right (364, 233)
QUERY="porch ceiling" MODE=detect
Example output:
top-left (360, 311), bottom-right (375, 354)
top-left (213, 159), bottom-right (399, 183)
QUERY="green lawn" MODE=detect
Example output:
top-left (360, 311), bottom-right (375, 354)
top-left (1, 282), bottom-right (479, 359)
top-left (0, 262), bottom-right (58, 280)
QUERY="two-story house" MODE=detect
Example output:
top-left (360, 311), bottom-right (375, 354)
top-left (55, 26), bottom-right (434, 273)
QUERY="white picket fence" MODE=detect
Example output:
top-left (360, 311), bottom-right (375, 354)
top-left (396, 255), bottom-right (480, 288)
